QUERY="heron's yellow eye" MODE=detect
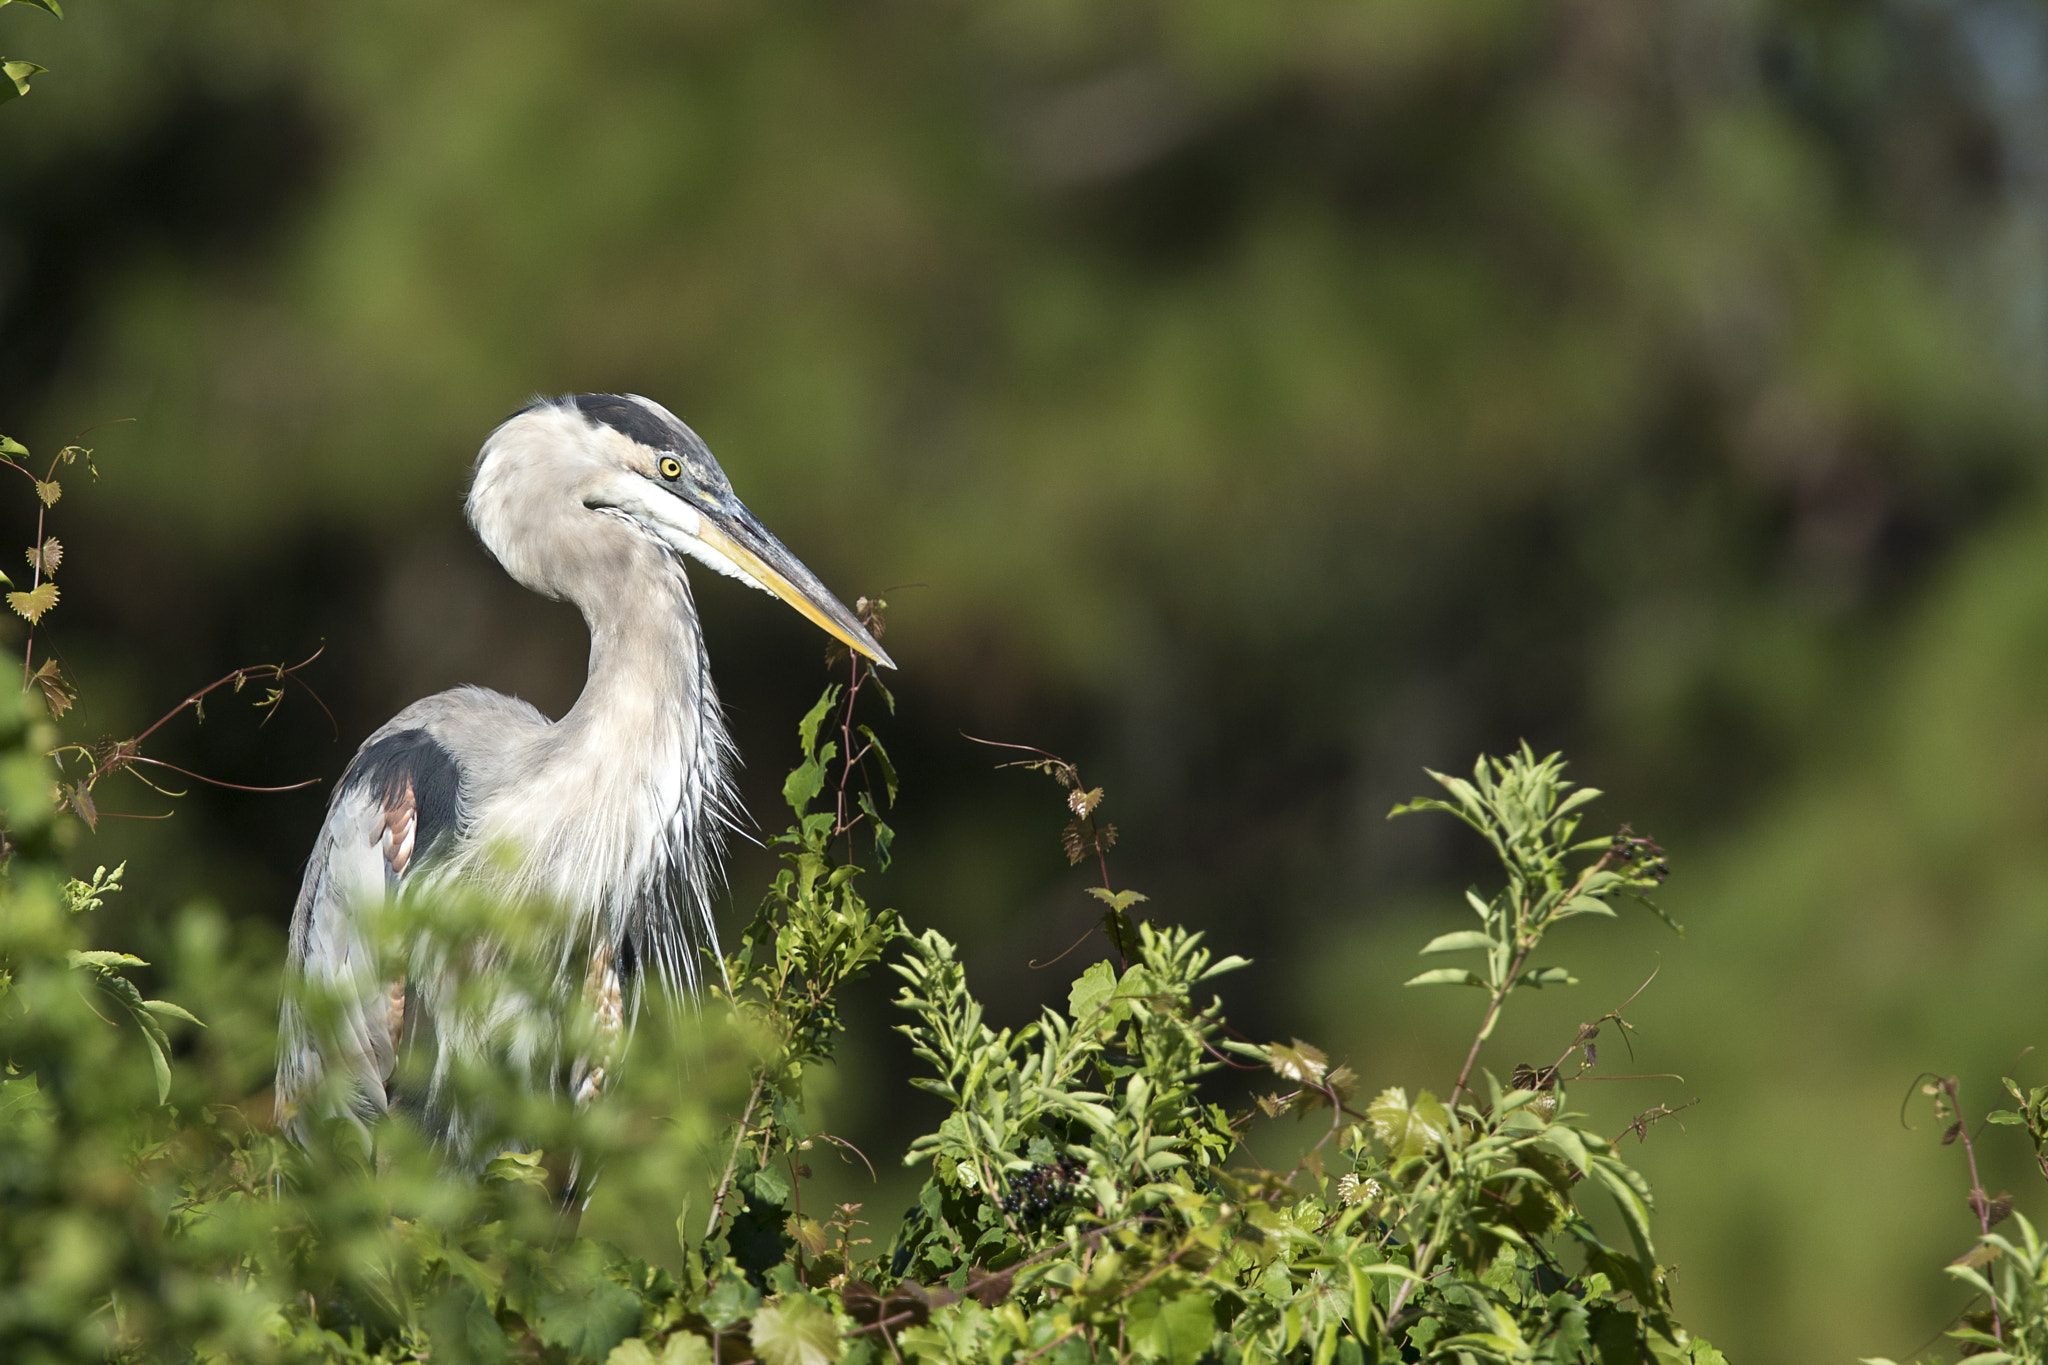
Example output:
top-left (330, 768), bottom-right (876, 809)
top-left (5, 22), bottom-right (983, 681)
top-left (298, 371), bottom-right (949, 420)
top-left (659, 457), bottom-right (682, 480)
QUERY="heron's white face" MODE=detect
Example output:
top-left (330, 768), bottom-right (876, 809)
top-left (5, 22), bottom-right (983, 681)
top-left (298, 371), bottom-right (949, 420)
top-left (469, 394), bottom-right (893, 668)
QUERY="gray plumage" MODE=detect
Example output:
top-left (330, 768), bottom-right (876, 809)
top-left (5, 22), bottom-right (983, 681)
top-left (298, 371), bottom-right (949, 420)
top-left (276, 394), bottom-right (890, 1151)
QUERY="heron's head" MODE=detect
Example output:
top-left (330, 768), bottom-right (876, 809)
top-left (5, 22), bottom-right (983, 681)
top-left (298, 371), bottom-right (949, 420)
top-left (469, 393), bottom-right (893, 668)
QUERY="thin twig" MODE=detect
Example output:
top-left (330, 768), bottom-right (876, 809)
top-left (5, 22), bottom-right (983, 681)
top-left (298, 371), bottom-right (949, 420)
top-left (704, 1078), bottom-right (766, 1239)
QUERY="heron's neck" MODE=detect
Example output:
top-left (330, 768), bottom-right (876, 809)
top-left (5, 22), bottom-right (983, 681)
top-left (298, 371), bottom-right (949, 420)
top-left (552, 548), bottom-right (720, 810)
top-left (563, 554), bottom-right (707, 751)
top-left (481, 542), bottom-right (728, 933)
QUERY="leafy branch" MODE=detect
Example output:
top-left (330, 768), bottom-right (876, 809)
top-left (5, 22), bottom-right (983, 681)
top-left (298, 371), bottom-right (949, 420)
top-left (966, 736), bottom-right (1146, 967)
top-left (1390, 745), bottom-right (1678, 1109)
top-left (703, 667), bottom-right (904, 1259)
top-left (0, 430), bottom-right (331, 831)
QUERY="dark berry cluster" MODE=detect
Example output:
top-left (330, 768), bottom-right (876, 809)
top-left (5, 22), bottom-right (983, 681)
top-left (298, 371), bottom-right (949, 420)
top-left (1000, 1156), bottom-right (1082, 1223)
top-left (1609, 824), bottom-right (1670, 883)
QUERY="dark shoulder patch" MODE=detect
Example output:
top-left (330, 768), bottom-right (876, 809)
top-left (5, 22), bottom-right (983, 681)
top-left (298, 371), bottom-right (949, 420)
top-left (347, 730), bottom-right (463, 870)
top-left (574, 393), bottom-right (680, 453)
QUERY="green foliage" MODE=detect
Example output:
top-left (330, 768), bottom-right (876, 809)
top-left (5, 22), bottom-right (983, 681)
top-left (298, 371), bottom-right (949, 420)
top-left (0, 430), bottom-right (319, 828)
top-left (1869, 1070), bottom-right (2048, 1363)
top-left (0, 657), bottom-right (1754, 1361)
top-left (1390, 750), bottom-right (1677, 1108)
top-left (862, 744), bottom-right (1718, 1362)
top-left (0, 0), bottom-right (56, 104)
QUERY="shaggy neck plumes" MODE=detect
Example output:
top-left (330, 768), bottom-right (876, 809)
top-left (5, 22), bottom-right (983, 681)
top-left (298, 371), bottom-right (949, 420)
top-left (461, 516), bottom-right (733, 1000)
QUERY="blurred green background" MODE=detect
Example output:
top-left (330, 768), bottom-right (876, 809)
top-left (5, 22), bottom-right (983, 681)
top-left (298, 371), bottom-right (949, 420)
top-left (7, 0), bottom-right (2048, 1355)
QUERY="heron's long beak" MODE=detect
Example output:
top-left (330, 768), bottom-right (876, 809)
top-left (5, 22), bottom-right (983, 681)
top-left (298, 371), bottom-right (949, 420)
top-left (665, 490), bottom-right (896, 669)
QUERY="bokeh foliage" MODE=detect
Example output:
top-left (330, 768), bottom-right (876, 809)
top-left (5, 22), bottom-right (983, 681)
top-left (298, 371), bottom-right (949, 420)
top-left (8, 0), bottom-right (2048, 1358)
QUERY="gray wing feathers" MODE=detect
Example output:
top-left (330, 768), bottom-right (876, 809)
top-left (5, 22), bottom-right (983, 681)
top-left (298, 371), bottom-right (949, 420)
top-left (277, 779), bottom-right (409, 1139)
top-left (276, 696), bottom-right (508, 1141)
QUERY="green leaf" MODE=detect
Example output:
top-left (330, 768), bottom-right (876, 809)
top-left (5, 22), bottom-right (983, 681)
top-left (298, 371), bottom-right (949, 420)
top-left (0, 435), bottom-right (24, 459)
top-left (1, 1), bottom-right (66, 17)
top-left (749, 1297), bottom-right (840, 1365)
top-left (783, 757), bottom-right (826, 816)
top-left (1403, 967), bottom-right (1485, 988)
top-left (796, 686), bottom-right (840, 762)
top-left (1086, 886), bottom-right (1148, 913)
top-left (142, 998), bottom-right (204, 1027)
top-left (660, 1335), bottom-right (716, 1365)
top-left (1388, 796), bottom-right (1461, 821)
top-left (746, 1162), bottom-right (792, 1206)
top-left (1368, 1087), bottom-right (1449, 1163)
top-left (1128, 1290), bottom-right (1216, 1365)
top-left (1, 59), bottom-right (46, 101)
top-left (701, 1277), bottom-right (761, 1331)
top-left (609, 1335), bottom-right (714, 1365)
top-left (1536, 1126), bottom-right (1591, 1175)
top-left (856, 791), bottom-right (893, 870)
top-left (1197, 954), bottom-right (1251, 981)
top-left (8, 581), bottom-right (57, 623)
top-left (865, 669), bottom-right (895, 714)
top-left (536, 1278), bottom-right (642, 1359)
top-left (143, 1031), bottom-right (172, 1103)
top-left (1267, 1039), bottom-right (1328, 1085)
top-left (69, 949), bottom-right (148, 971)
top-left (484, 1149), bottom-right (550, 1187)
top-left (1553, 895), bottom-right (1616, 919)
top-left (856, 725), bottom-right (897, 805)
top-left (1589, 1157), bottom-right (1657, 1261)
top-left (33, 479), bottom-right (59, 507)
top-left (1418, 930), bottom-right (1493, 956)
top-left (1068, 958), bottom-right (1119, 1022)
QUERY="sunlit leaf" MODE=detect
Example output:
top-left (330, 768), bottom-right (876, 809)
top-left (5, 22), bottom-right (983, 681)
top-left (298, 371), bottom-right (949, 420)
top-left (783, 755), bottom-right (827, 815)
top-left (1367, 1087), bottom-right (1449, 1163)
top-left (795, 685), bottom-right (839, 762)
top-left (785, 1215), bottom-right (829, 1258)
top-left (1068, 958), bottom-right (1119, 1022)
top-left (749, 1297), bottom-right (839, 1365)
top-left (28, 658), bottom-right (72, 718)
top-left (1266, 1039), bottom-right (1328, 1085)
top-left (142, 998), bottom-right (204, 1027)
top-left (611, 1335), bottom-right (715, 1365)
top-left (1404, 967), bottom-right (1485, 988)
top-left (536, 1277), bottom-right (642, 1359)
top-left (1418, 929), bottom-right (1492, 956)
top-left (1, 60), bottom-right (47, 101)
top-left (8, 581), bottom-right (57, 622)
top-left (484, 1148), bottom-right (550, 1187)
top-left (33, 479), bottom-right (59, 506)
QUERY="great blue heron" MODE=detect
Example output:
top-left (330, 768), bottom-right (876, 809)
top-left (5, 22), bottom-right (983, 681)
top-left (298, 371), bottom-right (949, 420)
top-left (276, 394), bottom-right (890, 1150)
